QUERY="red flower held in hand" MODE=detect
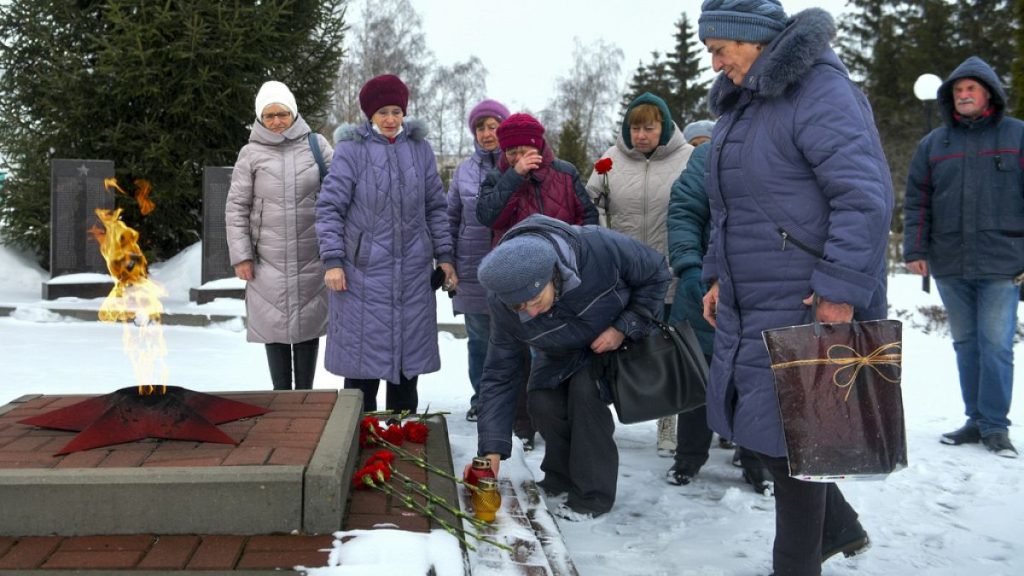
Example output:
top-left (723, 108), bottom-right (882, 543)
top-left (382, 423), bottom-right (405, 446)
top-left (403, 421), bottom-right (429, 444)
top-left (594, 157), bottom-right (613, 174)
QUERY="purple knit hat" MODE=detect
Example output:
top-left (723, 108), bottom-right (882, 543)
top-left (359, 74), bottom-right (409, 119)
top-left (467, 99), bottom-right (510, 134)
top-left (496, 113), bottom-right (546, 150)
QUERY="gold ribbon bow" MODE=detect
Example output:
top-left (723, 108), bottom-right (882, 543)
top-left (770, 341), bottom-right (902, 401)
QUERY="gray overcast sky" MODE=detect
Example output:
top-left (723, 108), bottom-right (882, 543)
top-left (413, 0), bottom-right (852, 114)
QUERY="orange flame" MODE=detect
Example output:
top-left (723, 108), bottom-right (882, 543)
top-left (133, 179), bottom-right (155, 215)
top-left (93, 179), bottom-right (167, 395)
top-left (103, 177), bottom-right (156, 216)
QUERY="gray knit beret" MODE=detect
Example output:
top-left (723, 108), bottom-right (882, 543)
top-left (699, 0), bottom-right (788, 44)
top-left (477, 234), bottom-right (556, 306)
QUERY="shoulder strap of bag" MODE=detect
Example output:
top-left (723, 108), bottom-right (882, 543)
top-left (626, 303), bottom-right (672, 334)
top-left (308, 132), bottom-right (327, 183)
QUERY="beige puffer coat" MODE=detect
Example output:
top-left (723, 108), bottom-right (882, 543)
top-left (225, 116), bottom-right (331, 343)
top-left (585, 124), bottom-right (693, 304)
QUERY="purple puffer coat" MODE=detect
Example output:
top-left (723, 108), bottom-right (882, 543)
top-left (702, 9), bottom-right (893, 457)
top-left (315, 119), bottom-right (453, 383)
top-left (447, 143), bottom-right (501, 315)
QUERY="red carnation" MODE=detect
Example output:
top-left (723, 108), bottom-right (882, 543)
top-left (594, 157), bottom-right (613, 174)
top-left (403, 421), bottom-right (429, 444)
top-left (381, 423), bottom-right (405, 446)
top-left (351, 460), bottom-right (392, 490)
top-left (371, 460), bottom-right (391, 482)
top-left (365, 450), bottom-right (396, 467)
top-left (360, 416), bottom-right (382, 434)
top-left (351, 465), bottom-right (374, 489)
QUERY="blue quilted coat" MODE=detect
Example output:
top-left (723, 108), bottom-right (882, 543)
top-left (702, 9), bottom-right (893, 457)
top-left (315, 119), bottom-right (453, 383)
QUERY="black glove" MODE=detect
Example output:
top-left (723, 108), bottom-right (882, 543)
top-left (430, 266), bottom-right (445, 291)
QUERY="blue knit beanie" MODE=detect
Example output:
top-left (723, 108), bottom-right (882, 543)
top-left (477, 234), bottom-right (556, 305)
top-left (683, 120), bottom-right (716, 144)
top-left (699, 0), bottom-right (788, 44)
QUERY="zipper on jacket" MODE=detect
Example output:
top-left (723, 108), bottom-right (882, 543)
top-left (778, 229), bottom-right (824, 258)
top-left (643, 160), bottom-right (650, 243)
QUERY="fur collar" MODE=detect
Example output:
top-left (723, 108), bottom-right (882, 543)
top-left (709, 8), bottom-right (837, 116)
top-left (333, 117), bottom-right (430, 143)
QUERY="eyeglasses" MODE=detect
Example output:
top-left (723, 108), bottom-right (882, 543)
top-left (261, 111), bottom-right (293, 122)
top-left (508, 290), bottom-right (547, 313)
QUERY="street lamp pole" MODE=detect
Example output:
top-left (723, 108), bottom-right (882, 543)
top-left (913, 73), bottom-right (943, 293)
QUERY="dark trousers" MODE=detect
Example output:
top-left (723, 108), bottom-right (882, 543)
top-left (674, 404), bottom-right (714, 469)
top-left (674, 354), bottom-right (716, 470)
top-left (265, 338), bottom-right (319, 390)
top-left (674, 405), bottom-right (762, 472)
top-left (528, 369), bottom-right (617, 515)
top-left (757, 453), bottom-right (862, 576)
top-left (515, 346), bottom-right (536, 440)
top-left (345, 374), bottom-right (419, 413)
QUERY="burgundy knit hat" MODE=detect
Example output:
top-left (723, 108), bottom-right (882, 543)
top-left (497, 113), bottom-right (546, 150)
top-left (359, 74), bottom-right (409, 119)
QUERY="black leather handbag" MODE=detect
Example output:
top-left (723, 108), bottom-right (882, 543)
top-left (597, 306), bottom-right (709, 424)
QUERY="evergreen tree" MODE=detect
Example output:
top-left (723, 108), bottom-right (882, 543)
top-left (619, 13), bottom-right (710, 130)
top-left (619, 52), bottom-right (674, 123)
top-left (1014, 0), bottom-right (1024, 113)
top-left (0, 0), bottom-right (346, 265)
top-left (837, 0), bottom-right (1017, 262)
top-left (666, 13), bottom-right (711, 124)
top-left (952, 0), bottom-right (1015, 80)
top-left (557, 118), bottom-right (591, 181)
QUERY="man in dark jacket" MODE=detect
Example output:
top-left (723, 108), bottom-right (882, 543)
top-left (476, 214), bottom-right (670, 520)
top-left (905, 56), bottom-right (1024, 458)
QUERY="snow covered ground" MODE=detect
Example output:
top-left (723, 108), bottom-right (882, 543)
top-left (1, 241), bottom-right (1022, 576)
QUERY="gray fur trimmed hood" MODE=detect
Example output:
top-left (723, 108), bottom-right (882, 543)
top-left (333, 117), bottom-right (429, 143)
top-left (709, 8), bottom-right (837, 115)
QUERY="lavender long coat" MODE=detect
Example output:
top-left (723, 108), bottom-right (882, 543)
top-left (315, 119), bottom-right (453, 383)
top-left (447, 143), bottom-right (501, 315)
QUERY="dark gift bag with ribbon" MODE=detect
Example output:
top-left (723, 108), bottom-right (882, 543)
top-left (762, 318), bottom-right (907, 481)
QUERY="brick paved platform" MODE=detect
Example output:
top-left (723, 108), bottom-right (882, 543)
top-left (0, 392), bottom-right (464, 574)
top-left (0, 390), bottom-right (361, 536)
top-left (0, 387), bottom-right (577, 569)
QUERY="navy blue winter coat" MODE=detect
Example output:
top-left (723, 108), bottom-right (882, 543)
top-left (904, 56), bottom-right (1024, 279)
top-left (476, 215), bottom-right (671, 458)
top-left (702, 9), bottom-right (893, 457)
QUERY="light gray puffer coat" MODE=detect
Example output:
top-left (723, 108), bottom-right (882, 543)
top-left (225, 116), bottom-right (331, 344)
top-left (585, 121), bottom-right (692, 304)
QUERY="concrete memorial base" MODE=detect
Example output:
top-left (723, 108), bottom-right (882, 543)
top-left (0, 390), bottom-right (362, 537)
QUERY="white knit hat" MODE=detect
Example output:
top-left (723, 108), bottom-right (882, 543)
top-left (254, 81), bottom-right (297, 119)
